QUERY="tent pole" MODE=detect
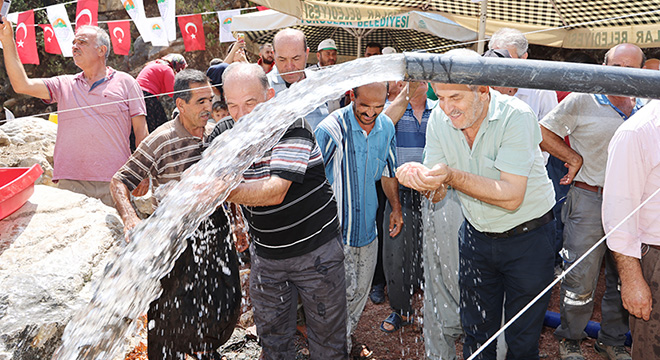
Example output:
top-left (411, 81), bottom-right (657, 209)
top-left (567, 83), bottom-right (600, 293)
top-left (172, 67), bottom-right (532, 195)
top-left (357, 35), bottom-right (362, 58)
top-left (477, 0), bottom-right (488, 54)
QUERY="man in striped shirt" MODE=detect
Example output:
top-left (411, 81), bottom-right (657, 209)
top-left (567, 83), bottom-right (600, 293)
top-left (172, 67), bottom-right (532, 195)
top-left (220, 62), bottom-right (348, 359)
top-left (315, 82), bottom-right (403, 356)
top-left (110, 69), bottom-right (241, 360)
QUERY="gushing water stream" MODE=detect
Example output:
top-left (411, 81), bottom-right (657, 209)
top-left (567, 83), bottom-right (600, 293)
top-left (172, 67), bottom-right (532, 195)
top-left (54, 55), bottom-right (405, 359)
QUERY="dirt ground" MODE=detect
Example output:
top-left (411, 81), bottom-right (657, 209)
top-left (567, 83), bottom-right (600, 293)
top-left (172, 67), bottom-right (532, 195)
top-left (125, 265), bottom-right (615, 360)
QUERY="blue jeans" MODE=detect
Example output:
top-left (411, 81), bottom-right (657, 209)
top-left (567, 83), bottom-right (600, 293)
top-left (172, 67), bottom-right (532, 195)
top-left (460, 219), bottom-right (555, 360)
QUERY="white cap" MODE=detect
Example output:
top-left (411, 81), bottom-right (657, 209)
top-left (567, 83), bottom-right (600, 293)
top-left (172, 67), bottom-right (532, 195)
top-left (318, 38), bottom-right (337, 51)
top-left (382, 47), bottom-right (397, 54)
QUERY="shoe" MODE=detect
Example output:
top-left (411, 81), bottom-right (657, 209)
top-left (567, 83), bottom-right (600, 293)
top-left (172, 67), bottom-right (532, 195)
top-left (350, 343), bottom-right (373, 360)
top-left (379, 311), bottom-right (413, 333)
top-left (558, 339), bottom-right (584, 360)
top-left (594, 341), bottom-right (631, 360)
top-left (369, 283), bottom-right (385, 304)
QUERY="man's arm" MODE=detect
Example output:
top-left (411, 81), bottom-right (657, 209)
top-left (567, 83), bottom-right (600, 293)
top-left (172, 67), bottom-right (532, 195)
top-left (227, 176), bottom-right (292, 207)
top-left (612, 251), bottom-right (652, 320)
top-left (381, 176), bottom-right (403, 237)
top-left (110, 177), bottom-right (141, 242)
top-left (384, 82), bottom-right (423, 125)
top-left (132, 115), bottom-right (149, 147)
top-left (539, 126), bottom-right (583, 185)
top-left (397, 162), bottom-right (526, 211)
top-left (0, 16), bottom-right (50, 99)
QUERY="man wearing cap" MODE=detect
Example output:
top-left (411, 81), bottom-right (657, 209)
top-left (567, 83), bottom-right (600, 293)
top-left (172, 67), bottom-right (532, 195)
top-left (268, 28), bottom-right (329, 129)
top-left (540, 43), bottom-right (645, 360)
top-left (310, 38), bottom-right (347, 113)
top-left (316, 38), bottom-right (338, 68)
top-left (0, 22), bottom-right (147, 207)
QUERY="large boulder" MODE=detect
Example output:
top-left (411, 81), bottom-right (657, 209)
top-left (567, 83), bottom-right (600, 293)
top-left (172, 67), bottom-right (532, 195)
top-left (0, 117), bottom-right (56, 186)
top-left (0, 186), bottom-right (128, 359)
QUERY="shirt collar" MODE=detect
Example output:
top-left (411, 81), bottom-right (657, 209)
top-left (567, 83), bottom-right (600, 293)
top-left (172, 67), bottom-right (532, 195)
top-left (593, 94), bottom-right (644, 120)
top-left (75, 67), bottom-right (116, 91)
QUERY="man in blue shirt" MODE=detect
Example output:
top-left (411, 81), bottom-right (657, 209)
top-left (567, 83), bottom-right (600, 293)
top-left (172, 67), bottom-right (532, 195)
top-left (315, 82), bottom-right (403, 357)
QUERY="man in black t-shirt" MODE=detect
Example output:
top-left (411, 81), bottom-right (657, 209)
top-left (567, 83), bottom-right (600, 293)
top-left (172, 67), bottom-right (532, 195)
top-left (214, 62), bottom-right (348, 360)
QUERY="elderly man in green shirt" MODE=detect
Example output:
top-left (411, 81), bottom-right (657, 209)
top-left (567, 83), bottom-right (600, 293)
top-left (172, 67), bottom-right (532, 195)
top-left (397, 49), bottom-right (556, 360)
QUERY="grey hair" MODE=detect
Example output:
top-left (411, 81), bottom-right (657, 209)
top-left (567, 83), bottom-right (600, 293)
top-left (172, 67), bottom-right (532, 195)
top-left (222, 62), bottom-right (269, 92)
top-left (173, 69), bottom-right (210, 103)
top-left (77, 25), bottom-right (111, 60)
top-left (259, 42), bottom-right (273, 51)
top-left (489, 28), bottom-right (528, 57)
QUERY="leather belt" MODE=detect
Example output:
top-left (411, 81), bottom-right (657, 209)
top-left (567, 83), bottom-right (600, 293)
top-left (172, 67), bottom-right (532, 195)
top-left (573, 181), bottom-right (603, 193)
top-left (648, 244), bottom-right (660, 251)
top-left (484, 210), bottom-right (554, 239)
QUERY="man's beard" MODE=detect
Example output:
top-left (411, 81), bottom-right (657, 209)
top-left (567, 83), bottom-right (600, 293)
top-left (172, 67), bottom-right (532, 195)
top-left (262, 57), bottom-right (274, 65)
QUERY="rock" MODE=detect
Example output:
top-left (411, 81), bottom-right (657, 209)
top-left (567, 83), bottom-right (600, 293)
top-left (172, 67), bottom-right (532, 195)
top-left (0, 117), bottom-right (57, 185)
top-left (0, 186), bottom-right (126, 359)
top-left (0, 129), bottom-right (9, 146)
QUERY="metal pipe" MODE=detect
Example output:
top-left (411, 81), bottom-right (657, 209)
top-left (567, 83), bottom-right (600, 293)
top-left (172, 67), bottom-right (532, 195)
top-left (404, 52), bottom-right (660, 99)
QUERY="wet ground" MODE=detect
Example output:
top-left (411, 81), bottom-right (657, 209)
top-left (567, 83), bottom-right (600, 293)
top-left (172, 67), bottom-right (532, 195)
top-left (124, 265), bottom-right (614, 360)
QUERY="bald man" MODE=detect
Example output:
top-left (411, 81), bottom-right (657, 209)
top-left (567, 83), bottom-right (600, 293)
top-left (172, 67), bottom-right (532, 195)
top-left (267, 28), bottom-right (329, 129)
top-left (540, 43), bottom-right (646, 360)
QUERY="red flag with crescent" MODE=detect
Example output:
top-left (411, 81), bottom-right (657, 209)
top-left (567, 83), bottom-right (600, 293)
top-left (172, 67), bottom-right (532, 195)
top-left (16, 10), bottom-right (39, 65)
top-left (39, 24), bottom-right (62, 54)
top-left (177, 14), bottom-right (205, 52)
top-left (75, 0), bottom-right (98, 29)
top-left (108, 21), bottom-right (131, 55)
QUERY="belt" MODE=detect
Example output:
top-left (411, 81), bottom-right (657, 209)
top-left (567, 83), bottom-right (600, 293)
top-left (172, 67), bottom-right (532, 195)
top-left (648, 244), bottom-right (660, 251)
top-left (573, 181), bottom-right (603, 193)
top-left (484, 210), bottom-right (554, 239)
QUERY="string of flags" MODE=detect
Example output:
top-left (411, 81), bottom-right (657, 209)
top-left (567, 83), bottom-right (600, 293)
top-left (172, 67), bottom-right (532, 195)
top-left (5, 0), bottom-right (266, 65)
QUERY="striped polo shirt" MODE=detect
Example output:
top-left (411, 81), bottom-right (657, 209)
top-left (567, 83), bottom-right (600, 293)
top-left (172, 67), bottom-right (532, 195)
top-left (395, 99), bottom-right (436, 165)
top-left (209, 118), bottom-right (341, 260)
top-left (113, 116), bottom-right (215, 191)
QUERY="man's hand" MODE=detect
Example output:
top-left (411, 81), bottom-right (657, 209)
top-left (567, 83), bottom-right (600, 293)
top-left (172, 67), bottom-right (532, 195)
top-left (233, 221), bottom-right (250, 253)
top-left (561, 154), bottom-right (583, 185)
top-left (0, 15), bottom-right (14, 44)
top-left (122, 215), bottom-right (141, 243)
top-left (388, 207), bottom-right (403, 237)
top-left (620, 270), bottom-right (653, 321)
top-left (132, 178), bottom-right (150, 197)
top-left (396, 162), bottom-right (449, 192)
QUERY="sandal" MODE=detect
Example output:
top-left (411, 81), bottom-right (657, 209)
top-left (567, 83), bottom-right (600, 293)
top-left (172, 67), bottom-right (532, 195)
top-left (379, 312), bottom-right (412, 333)
top-left (350, 343), bottom-right (374, 360)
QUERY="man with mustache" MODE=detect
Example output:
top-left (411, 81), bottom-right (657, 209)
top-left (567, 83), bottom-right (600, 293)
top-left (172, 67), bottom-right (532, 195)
top-left (315, 82), bottom-right (403, 358)
top-left (397, 49), bottom-right (556, 360)
top-left (111, 69), bottom-right (241, 360)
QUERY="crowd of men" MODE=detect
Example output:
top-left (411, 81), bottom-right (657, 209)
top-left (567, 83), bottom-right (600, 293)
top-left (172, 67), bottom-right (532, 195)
top-left (2, 12), bottom-right (660, 360)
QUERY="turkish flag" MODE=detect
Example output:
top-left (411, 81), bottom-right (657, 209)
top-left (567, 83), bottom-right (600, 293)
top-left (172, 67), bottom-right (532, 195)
top-left (39, 24), bottom-right (62, 54)
top-left (178, 14), bottom-right (205, 52)
top-left (16, 10), bottom-right (39, 65)
top-left (256, 6), bottom-right (270, 11)
top-left (108, 20), bottom-right (131, 55)
top-left (75, 0), bottom-right (98, 29)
